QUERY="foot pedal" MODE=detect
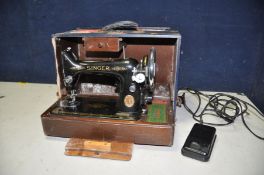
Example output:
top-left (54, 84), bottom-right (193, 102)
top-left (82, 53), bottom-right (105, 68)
top-left (65, 138), bottom-right (133, 161)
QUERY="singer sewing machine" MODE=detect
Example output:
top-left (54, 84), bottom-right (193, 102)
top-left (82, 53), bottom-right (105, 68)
top-left (53, 47), bottom-right (156, 120)
top-left (41, 22), bottom-right (181, 146)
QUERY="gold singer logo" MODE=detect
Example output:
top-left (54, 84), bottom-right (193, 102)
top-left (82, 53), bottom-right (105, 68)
top-left (86, 66), bottom-right (110, 71)
top-left (85, 66), bottom-right (127, 71)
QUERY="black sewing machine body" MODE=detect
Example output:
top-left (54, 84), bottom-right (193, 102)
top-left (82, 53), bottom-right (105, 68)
top-left (57, 47), bottom-right (156, 119)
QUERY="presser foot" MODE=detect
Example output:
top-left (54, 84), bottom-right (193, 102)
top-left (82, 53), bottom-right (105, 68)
top-left (59, 90), bottom-right (80, 108)
top-left (59, 98), bottom-right (80, 109)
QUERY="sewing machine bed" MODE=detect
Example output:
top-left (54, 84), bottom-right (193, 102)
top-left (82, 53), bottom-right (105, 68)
top-left (41, 97), bottom-right (175, 146)
top-left (51, 96), bottom-right (137, 120)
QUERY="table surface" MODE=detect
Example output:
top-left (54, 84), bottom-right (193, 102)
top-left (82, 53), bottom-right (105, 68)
top-left (0, 82), bottom-right (264, 175)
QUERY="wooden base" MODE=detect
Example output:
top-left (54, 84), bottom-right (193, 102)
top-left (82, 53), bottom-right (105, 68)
top-left (41, 99), bottom-right (175, 146)
top-left (65, 138), bottom-right (133, 161)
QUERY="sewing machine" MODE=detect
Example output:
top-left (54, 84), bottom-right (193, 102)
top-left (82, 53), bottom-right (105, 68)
top-left (54, 47), bottom-right (156, 120)
top-left (41, 23), bottom-right (181, 146)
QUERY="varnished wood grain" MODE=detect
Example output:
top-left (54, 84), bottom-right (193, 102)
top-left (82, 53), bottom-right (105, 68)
top-left (84, 38), bottom-right (122, 52)
top-left (65, 138), bottom-right (133, 161)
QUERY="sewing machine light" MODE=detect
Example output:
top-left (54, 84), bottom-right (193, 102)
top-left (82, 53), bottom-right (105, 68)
top-left (64, 75), bottom-right (73, 85)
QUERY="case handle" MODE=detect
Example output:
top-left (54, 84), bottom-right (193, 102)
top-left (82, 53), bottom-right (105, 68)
top-left (102, 21), bottom-right (138, 31)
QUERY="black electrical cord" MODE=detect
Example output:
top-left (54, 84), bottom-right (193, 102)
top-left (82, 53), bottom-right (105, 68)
top-left (181, 88), bottom-right (264, 140)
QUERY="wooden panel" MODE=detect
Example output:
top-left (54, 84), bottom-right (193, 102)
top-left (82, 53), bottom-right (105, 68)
top-left (65, 138), bottom-right (133, 161)
top-left (84, 38), bottom-right (122, 52)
